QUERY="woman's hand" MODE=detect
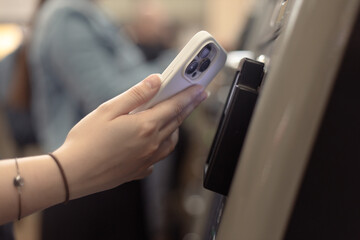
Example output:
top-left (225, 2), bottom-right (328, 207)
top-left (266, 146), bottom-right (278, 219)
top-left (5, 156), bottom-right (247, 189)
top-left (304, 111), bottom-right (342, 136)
top-left (0, 74), bottom-right (206, 224)
top-left (53, 74), bottom-right (207, 199)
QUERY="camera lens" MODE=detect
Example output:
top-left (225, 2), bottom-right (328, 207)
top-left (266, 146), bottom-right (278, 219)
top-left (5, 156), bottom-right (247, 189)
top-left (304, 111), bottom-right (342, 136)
top-left (199, 58), bottom-right (211, 72)
top-left (198, 44), bottom-right (212, 58)
top-left (186, 60), bottom-right (198, 74)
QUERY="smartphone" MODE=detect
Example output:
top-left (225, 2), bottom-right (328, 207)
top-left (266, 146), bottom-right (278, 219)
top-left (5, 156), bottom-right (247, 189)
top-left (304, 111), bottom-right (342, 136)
top-left (204, 58), bottom-right (265, 195)
top-left (132, 31), bottom-right (227, 113)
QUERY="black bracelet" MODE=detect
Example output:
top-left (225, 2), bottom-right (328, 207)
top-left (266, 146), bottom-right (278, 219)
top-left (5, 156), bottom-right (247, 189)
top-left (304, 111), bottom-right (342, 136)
top-left (48, 153), bottom-right (70, 204)
top-left (13, 158), bottom-right (24, 220)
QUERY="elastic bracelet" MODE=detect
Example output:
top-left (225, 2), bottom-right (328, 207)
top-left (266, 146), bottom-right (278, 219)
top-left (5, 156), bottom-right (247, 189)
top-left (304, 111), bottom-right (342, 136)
top-left (48, 153), bottom-right (70, 204)
top-left (13, 158), bottom-right (24, 221)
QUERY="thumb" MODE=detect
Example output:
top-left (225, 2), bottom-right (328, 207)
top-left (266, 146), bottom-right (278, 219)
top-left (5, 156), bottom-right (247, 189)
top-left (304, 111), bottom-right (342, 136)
top-left (105, 74), bottom-right (162, 118)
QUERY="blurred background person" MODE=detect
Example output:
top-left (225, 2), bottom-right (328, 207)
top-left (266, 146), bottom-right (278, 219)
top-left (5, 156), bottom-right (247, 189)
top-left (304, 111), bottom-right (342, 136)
top-left (27, 0), bottom-right (178, 239)
top-left (29, 0), bottom-right (176, 153)
top-left (125, 1), bottom-right (178, 61)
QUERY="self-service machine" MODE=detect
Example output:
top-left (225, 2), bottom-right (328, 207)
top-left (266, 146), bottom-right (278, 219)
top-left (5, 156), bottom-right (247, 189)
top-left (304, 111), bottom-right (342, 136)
top-left (201, 0), bottom-right (360, 239)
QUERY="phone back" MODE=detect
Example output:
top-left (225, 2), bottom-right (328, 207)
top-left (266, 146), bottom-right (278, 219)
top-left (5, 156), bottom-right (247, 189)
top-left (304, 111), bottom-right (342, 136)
top-left (133, 31), bottom-right (227, 112)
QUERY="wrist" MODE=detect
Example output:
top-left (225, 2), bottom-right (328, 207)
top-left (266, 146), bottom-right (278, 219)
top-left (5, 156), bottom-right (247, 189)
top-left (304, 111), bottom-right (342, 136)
top-left (52, 144), bottom-right (95, 200)
top-left (48, 153), bottom-right (69, 204)
top-left (19, 155), bottom-right (66, 217)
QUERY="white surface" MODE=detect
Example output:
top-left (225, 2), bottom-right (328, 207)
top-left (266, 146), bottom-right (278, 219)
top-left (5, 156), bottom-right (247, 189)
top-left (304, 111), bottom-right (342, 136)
top-left (225, 50), bottom-right (254, 69)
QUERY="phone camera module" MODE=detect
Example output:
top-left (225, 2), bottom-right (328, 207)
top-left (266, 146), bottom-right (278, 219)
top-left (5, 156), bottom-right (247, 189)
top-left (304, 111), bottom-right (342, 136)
top-left (186, 60), bottom-right (198, 74)
top-left (199, 44), bottom-right (212, 58)
top-left (199, 58), bottom-right (211, 72)
top-left (185, 43), bottom-right (216, 80)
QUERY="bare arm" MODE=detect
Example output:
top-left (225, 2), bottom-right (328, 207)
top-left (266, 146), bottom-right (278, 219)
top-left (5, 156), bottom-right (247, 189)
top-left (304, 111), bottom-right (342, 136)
top-left (0, 155), bottom-right (67, 224)
top-left (0, 74), bottom-right (207, 225)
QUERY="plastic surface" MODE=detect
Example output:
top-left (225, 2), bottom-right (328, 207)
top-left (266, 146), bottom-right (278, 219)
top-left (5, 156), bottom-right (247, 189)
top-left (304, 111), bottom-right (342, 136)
top-left (132, 31), bottom-right (227, 113)
top-left (204, 58), bottom-right (264, 196)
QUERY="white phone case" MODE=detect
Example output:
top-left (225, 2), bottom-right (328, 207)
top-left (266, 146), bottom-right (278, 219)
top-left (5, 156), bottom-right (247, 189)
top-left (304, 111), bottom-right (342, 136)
top-left (133, 31), bottom-right (227, 113)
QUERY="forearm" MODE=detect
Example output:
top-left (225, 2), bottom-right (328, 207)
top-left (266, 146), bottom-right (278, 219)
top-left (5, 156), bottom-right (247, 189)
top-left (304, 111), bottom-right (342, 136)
top-left (0, 75), bottom-right (207, 226)
top-left (0, 155), bottom-right (66, 225)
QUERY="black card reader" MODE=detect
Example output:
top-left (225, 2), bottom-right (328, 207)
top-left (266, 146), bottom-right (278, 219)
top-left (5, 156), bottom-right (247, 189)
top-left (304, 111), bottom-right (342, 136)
top-left (204, 58), bottom-right (265, 196)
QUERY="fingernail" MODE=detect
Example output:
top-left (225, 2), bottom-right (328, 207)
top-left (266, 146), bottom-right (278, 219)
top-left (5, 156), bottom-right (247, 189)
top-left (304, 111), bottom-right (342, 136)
top-left (144, 74), bottom-right (162, 89)
top-left (199, 90), bottom-right (209, 101)
top-left (205, 90), bottom-right (211, 98)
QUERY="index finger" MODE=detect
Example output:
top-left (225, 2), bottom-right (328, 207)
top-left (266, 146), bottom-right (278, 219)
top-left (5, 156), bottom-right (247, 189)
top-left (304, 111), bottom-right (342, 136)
top-left (147, 84), bottom-right (206, 127)
top-left (99, 74), bottom-right (162, 119)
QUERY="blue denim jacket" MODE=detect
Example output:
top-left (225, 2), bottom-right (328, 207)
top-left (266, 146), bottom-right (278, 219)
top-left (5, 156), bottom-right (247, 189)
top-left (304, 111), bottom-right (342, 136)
top-left (29, 0), bottom-right (174, 151)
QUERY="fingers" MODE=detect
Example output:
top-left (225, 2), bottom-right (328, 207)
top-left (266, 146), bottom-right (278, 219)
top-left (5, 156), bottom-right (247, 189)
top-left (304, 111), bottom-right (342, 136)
top-left (149, 85), bottom-right (207, 139)
top-left (132, 130), bottom-right (178, 181)
top-left (146, 129), bottom-right (179, 166)
top-left (153, 85), bottom-right (207, 141)
top-left (133, 165), bottom-right (154, 181)
top-left (101, 74), bottom-right (162, 119)
top-left (160, 91), bottom-right (208, 138)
